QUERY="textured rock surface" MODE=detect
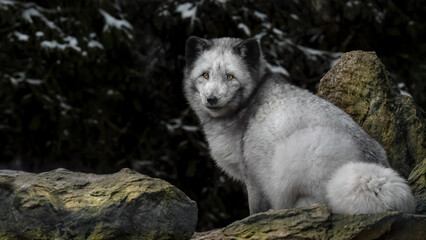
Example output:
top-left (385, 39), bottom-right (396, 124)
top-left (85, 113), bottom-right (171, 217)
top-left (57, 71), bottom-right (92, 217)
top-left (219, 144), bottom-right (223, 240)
top-left (317, 51), bottom-right (426, 178)
top-left (329, 210), bottom-right (425, 240)
top-left (193, 205), bottom-right (331, 240)
top-left (408, 158), bottom-right (426, 214)
top-left (0, 168), bottom-right (197, 240)
top-left (192, 205), bottom-right (426, 240)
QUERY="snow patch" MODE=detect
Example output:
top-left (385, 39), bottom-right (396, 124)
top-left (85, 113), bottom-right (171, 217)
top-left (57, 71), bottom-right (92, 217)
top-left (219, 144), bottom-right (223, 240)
top-left (107, 89), bottom-right (117, 95)
top-left (290, 14), bottom-right (299, 20)
top-left (26, 79), bottom-right (42, 85)
top-left (166, 118), bottom-right (182, 133)
top-left (176, 2), bottom-right (197, 25)
top-left (55, 95), bottom-right (72, 115)
top-left (0, 0), bottom-right (16, 6)
top-left (176, 3), bottom-right (196, 19)
top-left (297, 45), bottom-right (341, 60)
top-left (182, 125), bottom-right (199, 132)
top-left (99, 9), bottom-right (133, 38)
top-left (21, 8), bottom-right (40, 23)
top-left (41, 36), bottom-right (81, 52)
top-left (262, 22), bottom-right (271, 29)
top-left (88, 40), bottom-right (104, 49)
top-left (400, 90), bottom-right (412, 97)
top-left (254, 31), bottom-right (267, 40)
top-left (165, 118), bottom-right (199, 133)
top-left (272, 28), bottom-right (284, 36)
top-left (9, 72), bottom-right (25, 85)
top-left (346, 0), bottom-right (360, 8)
top-left (158, 9), bottom-right (170, 17)
top-left (8, 72), bottom-right (42, 85)
top-left (63, 36), bottom-right (81, 52)
top-left (35, 31), bottom-right (44, 37)
top-left (22, 8), bottom-right (59, 31)
top-left (40, 35), bottom-right (81, 52)
top-left (398, 82), bottom-right (412, 97)
top-left (297, 45), bottom-right (326, 56)
top-left (254, 11), bottom-right (267, 21)
top-left (372, 7), bottom-right (385, 24)
top-left (14, 31), bottom-right (29, 41)
top-left (238, 23), bottom-right (251, 36)
top-left (0, 0), bottom-right (16, 10)
top-left (60, 102), bottom-right (72, 111)
top-left (266, 63), bottom-right (290, 77)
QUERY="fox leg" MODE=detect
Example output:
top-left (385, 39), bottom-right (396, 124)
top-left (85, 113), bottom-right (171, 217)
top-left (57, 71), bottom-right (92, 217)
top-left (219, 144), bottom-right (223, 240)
top-left (246, 181), bottom-right (270, 214)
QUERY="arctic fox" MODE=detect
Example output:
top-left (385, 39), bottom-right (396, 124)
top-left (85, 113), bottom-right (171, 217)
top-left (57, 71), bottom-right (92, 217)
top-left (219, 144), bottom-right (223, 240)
top-left (183, 36), bottom-right (416, 214)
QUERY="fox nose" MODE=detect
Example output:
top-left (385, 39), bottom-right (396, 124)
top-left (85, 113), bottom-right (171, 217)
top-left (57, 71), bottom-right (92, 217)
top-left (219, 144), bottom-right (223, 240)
top-left (207, 96), bottom-right (218, 105)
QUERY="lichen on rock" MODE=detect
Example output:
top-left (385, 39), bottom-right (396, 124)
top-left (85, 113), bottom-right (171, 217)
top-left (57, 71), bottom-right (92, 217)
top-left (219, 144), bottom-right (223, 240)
top-left (0, 168), bottom-right (197, 240)
top-left (408, 158), bottom-right (426, 214)
top-left (192, 205), bottom-right (426, 240)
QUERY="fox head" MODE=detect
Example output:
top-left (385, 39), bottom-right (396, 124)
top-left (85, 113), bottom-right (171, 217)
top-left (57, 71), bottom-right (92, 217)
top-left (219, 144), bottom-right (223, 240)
top-left (183, 37), bottom-right (266, 119)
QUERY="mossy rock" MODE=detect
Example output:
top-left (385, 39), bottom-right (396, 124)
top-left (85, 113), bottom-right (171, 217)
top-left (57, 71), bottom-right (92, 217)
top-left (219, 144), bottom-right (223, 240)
top-left (0, 168), bottom-right (197, 240)
top-left (192, 205), bottom-right (426, 240)
top-left (408, 158), bottom-right (426, 214)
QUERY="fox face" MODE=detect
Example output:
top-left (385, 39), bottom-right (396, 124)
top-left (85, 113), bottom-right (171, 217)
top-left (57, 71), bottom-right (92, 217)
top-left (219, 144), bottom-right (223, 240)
top-left (184, 37), bottom-right (263, 118)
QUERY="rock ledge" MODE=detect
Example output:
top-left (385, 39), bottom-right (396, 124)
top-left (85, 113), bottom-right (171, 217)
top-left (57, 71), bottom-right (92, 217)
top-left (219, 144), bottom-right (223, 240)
top-left (192, 205), bottom-right (425, 240)
top-left (0, 168), bottom-right (197, 240)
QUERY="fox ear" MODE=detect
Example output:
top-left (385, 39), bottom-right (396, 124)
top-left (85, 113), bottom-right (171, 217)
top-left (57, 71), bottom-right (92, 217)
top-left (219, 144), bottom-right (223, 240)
top-left (185, 36), bottom-right (210, 67)
top-left (235, 38), bottom-right (261, 68)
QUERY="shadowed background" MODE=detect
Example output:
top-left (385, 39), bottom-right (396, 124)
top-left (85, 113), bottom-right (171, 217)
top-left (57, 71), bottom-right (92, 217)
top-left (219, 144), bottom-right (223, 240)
top-left (1, 0), bottom-right (425, 231)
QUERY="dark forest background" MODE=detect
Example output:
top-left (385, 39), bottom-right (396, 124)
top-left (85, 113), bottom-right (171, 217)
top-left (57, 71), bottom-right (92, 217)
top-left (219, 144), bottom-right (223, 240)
top-left (1, 0), bottom-right (425, 231)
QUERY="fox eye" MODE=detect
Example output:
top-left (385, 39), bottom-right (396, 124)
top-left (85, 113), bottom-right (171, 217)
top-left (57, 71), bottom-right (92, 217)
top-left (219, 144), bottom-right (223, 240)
top-left (227, 74), bottom-right (234, 80)
top-left (202, 73), bottom-right (209, 79)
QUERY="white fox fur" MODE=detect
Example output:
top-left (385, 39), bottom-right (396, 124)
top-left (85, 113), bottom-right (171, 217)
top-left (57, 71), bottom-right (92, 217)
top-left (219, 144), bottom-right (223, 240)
top-left (183, 36), bottom-right (416, 214)
top-left (327, 162), bottom-right (415, 213)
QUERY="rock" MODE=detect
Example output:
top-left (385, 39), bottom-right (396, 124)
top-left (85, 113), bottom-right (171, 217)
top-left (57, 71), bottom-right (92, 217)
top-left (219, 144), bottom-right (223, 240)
top-left (408, 158), bottom-right (426, 214)
top-left (317, 51), bottom-right (426, 178)
top-left (329, 210), bottom-right (425, 240)
top-left (192, 205), bottom-right (426, 240)
top-left (0, 168), bottom-right (197, 240)
top-left (192, 205), bottom-right (331, 240)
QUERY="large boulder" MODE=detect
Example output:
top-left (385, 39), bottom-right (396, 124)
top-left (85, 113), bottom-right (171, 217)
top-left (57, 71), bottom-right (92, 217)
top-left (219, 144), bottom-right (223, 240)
top-left (192, 205), bottom-right (426, 240)
top-left (0, 168), bottom-right (197, 240)
top-left (317, 51), bottom-right (426, 213)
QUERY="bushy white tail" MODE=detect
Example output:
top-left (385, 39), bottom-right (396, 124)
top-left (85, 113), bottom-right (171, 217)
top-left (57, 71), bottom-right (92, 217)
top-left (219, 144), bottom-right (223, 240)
top-left (326, 162), bottom-right (415, 214)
